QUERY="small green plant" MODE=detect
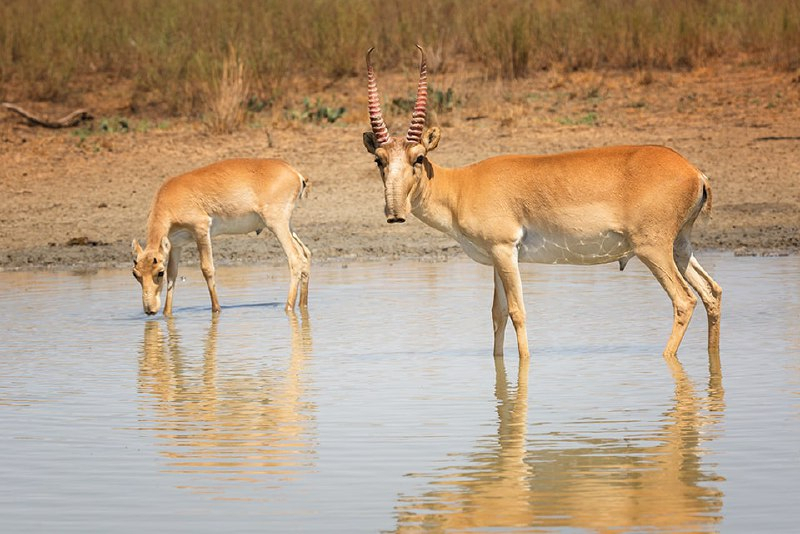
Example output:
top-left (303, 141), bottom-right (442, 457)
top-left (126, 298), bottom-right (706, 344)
top-left (70, 115), bottom-right (163, 146)
top-left (72, 127), bottom-right (91, 144)
top-left (70, 116), bottom-right (129, 141)
top-left (557, 112), bottom-right (599, 126)
top-left (288, 98), bottom-right (346, 123)
top-left (391, 86), bottom-right (459, 115)
top-left (247, 96), bottom-right (273, 113)
top-left (99, 117), bottom-right (129, 133)
top-left (431, 87), bottom-right (458, 113)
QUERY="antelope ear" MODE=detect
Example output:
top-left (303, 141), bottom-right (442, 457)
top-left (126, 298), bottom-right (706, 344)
top-left (159, 236), bottom-right (171, 255)
top-left (363, 132), bottom-right (379, 155)
top-left (422, 126), bottom-right (441, 152)
top-left (132, 239), bottom-right (143, 259)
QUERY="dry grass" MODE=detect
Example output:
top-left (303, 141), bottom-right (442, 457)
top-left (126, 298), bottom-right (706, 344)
top-left (1, 0), bottom-right (798, 117)
top-left (206, 46), bottom-right (249, 134)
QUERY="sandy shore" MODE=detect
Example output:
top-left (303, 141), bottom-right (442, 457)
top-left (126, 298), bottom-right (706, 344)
top-left (1, 64), bottom-right (798, 272)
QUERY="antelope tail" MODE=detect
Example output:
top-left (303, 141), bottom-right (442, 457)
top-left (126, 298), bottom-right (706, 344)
top-left (699, 172), bottom-right (712, 217)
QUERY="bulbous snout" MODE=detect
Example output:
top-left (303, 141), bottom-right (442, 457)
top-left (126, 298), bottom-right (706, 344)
top-left (384, 194), bottom-right (410, 224)
top-left (142, 290), bottom-right (161, 316)
top-left (382, 163), bottom-right (413, 225)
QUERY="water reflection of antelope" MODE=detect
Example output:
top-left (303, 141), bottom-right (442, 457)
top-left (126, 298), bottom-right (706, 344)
top-left (393, 356), bottom-right (725, 532)
top-left (138, 312), bottom-right (315, 493)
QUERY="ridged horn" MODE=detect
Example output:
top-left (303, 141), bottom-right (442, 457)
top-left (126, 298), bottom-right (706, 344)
top-left (366, 47), bottom-right (391, 145)
top-left (406, 45), bottom-right (428, 144)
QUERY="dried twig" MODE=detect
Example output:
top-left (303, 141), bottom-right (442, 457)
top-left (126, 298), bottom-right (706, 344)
top-left (1, 102), bottom-right (93, 128)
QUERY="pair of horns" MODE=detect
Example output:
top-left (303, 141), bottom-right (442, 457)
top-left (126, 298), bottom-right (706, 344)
top-left (367, 45), bottom-right (428, 146)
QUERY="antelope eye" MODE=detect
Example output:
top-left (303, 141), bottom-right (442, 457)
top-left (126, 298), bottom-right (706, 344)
top-left (157, 271), bottom-right (165, 278)
top-left (415, 155), bottom-right (424, 165)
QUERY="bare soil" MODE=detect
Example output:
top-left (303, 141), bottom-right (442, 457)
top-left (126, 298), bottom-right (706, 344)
top-left (1, 63), bottom-right (798, 273)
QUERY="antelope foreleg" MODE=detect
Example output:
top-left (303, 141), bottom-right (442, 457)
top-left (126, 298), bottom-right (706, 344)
top-left (492, 267), bottom-right (509, 357)
top-left (195, 231), bottom-right (221, 313)
top-left (491, 245), bottom-right (530, 360)
top-left (163, 247), bottom-right (181, 316)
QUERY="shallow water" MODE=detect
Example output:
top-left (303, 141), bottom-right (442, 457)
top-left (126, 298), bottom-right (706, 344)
top-left (0, 254), bottom-right (798, 532)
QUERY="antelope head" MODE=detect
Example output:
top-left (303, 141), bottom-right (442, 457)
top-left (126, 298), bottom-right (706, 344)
top-left (363, 45), bottom-right (441, 223)
top-left (132, 237), bottom-right (171, 315)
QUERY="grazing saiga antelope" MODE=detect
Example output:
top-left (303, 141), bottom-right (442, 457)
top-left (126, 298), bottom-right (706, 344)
top-left (363, 46), bottom-right (721, 360)
top-left (132, 158), bottom-right (311, 316)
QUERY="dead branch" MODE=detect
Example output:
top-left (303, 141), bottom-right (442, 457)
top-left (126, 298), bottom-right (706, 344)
top-left (1, 102), bottom-right (93, 128)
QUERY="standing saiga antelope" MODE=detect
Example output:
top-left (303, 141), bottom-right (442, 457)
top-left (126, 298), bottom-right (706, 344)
top-left (132, 158), bottom-right (311, 316)
top-left (363, 46), bottom-right (721, 361)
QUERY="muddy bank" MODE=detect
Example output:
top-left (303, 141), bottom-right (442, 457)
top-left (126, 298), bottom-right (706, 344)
top-left (1, 64), bottom-right (798, 272)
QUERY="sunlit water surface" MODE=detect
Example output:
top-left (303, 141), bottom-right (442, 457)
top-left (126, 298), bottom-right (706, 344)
top-left (1, 255), bottom-right (798, 532)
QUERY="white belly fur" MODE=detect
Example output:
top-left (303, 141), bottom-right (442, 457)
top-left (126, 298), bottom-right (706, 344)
top-left (167, 214), bottom-right (264, 247)
top-left (518, 229), bottom-right (632, 265)
top-left (452, 227), bottom-right (633, 266)
top-left (210, 213), bottom-right (264, 237)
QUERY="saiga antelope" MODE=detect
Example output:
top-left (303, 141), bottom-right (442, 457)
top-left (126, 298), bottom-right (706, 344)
top-left (363, 46), bottom-right (721, 360)
top-left (132, 158), bottom-right (311, 316)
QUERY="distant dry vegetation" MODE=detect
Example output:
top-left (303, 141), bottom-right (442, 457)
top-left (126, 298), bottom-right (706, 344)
top-left (1, 0), bottom-right (798, 122)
